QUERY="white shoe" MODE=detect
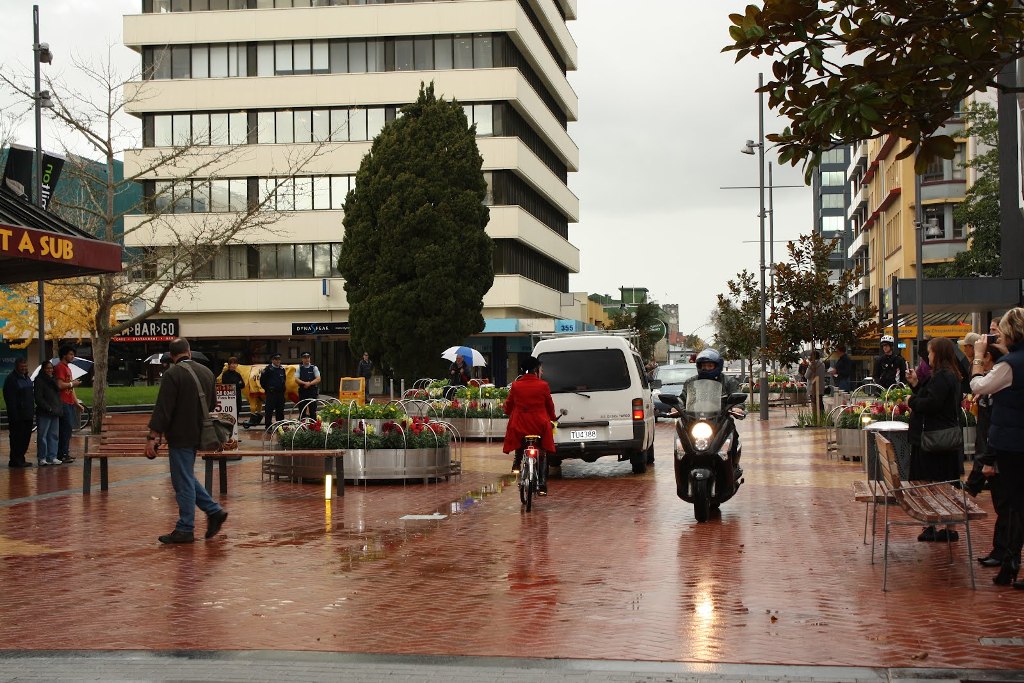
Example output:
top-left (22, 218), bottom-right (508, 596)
top-left (46, 459), bottom-right (61, 465)
top-left (38, 461), bottom-right (49, 467)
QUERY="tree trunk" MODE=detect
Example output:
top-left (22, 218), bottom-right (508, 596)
top-left (91, 331), bottom-right (110, 435)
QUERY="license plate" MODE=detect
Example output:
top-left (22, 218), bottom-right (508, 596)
top-left (570, 429), bottom-right (598, 441)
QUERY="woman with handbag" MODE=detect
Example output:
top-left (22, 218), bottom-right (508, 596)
top-left (906, 336), bottom-right (965, 542)
top-left (970, 308), bottom-right (1024, 588)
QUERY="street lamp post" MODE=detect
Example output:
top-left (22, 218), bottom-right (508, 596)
top-left (740, 73), bottom-right (770, 421)
top-left (32, 4), bottom-right (53, 366)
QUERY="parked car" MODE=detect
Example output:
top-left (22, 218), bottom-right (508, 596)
top-left (651, 363), bottom-right (698, 419)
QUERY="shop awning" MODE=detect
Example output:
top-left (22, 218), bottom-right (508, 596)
top-left (0, 187), bottom-right (122, 284)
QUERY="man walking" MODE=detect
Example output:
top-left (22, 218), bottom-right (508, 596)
top-left (832, 345), bottom-right (853, 392)
top-left (146, 337), bottom-right (228, 544)
top-left (260, 353), bottom-right (287, 424)
top-left (3, 358), bottom-right (35, 468)
top-left (357, 351), bottom-right (372, 401)
top-left (296, 352), bottom-right (321, 420)
top-left (54, 345), bottom-right (83, 464)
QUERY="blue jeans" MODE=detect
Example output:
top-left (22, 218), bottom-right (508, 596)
top-left (168, 446), bottom-right (222, 534)
top-left (58, 403), bottom-right (76, 459)
top-left (36, 413), bottom-right (60, 463)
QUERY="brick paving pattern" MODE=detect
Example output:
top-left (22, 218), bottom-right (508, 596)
top-left (1, 415), bottom-right (1023, 671)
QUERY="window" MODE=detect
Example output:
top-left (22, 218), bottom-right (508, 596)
top-left (257, 42), bottom-right (274, 76)
top-left (312, 177), bottom-right (331, 210)
top-left (294, 110), bottom-right (312, 143)
top-left (331, 176), bottom-right (348, 209)
top-left (330, 109), bottom-right (348, 141)
top-left (414, 38), bottom-right (434, 70)
top-left (295, 244), bottom-right (313, 277)
top-left (473, 34), bottom-right (492, 68)
top-left (313, 243), bottom-right (332, 276)
top-left (312, 41), bottom-right (329, 73)
top-left (275, 42), bottom-right (292, 74)
top-left (229, 178), bottom-right (247, 212)
top-left (395, 39), bottom-right (414, 71)
top-left (154, 115), bottom-right (172, 146)
top-left (821, 215), bottom-right (844, 232)
top-left (329, 40), bottom-right (348, 73)
top-left (821, 193), bottom-right (844, 209)
top-left (171, 45), bottom-right (191, 78)
top-left (172, 113), bottom-right (191, 145)
top-left (474, 104), bottom-right (492, 136)
top-left (294, 177), bottom-right (313, 211)
top-left (211, 179), bottom-right (230, 212)
top-left (151, 46), bottom-right (171, 79)
top-left (821, 171), bottom-right (845, 186)
top-left (294, 40), bottom-right (312, 73)
top-left (229, 111), bottom-right (247, 145)
top-left (192, 46), bottom-right (209, 78)
top-left (257, 111), bottom-right (275, 143)
top-left (210, 44), bottom-right (228, 77)
top-left (921, 156), bottom-right (944, 182)
top-left (367, 108), bottom-right (385, 139)
top-left (276, 110), bottom-right (294, 143)
top-left (349, 109), bottom-right (367, 141)
top-left (349, 40), bottom-right (367, 73)
top-left (312, 110), bottom-right (330, 142)
top-left (953, 143), bottom-right (966, 180)
top-left (453, 34), bottom-right (472, 68)
top-left (192, 114), bottom-right (210, 145)
top-left (821, 148), bottom-right (845, 164)
top-left (434, 37), bottom-right (453, 69)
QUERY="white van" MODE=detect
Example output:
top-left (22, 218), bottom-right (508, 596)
top-left (532, 332), bottom-right (656, 474)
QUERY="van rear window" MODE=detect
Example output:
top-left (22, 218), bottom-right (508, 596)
top-left (537, 349), bottom-right (630, 393)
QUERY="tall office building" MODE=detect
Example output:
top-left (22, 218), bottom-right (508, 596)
top-left (809, 145), bottom-right (851, 282)
top-left (122, 0), bottom-right (579, 386)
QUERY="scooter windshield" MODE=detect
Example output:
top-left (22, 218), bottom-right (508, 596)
top-left (685, 379), bottom-right (724, 416)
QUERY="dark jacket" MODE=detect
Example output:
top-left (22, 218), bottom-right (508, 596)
top-left (357, 358), bottom-right (372, 379)
top-left (3, 369), bottom-right (35, 422)
top-left (148, 359), bottom-right (216, 449)
top-left (260, 363), bottom-right (286, 392)
top-left (873, 352), bottom-right (907, 388)
top-left (908, 367), bottom-right (961, 438)
top-left (34, 372), bottom-right (63, 417)
top-left (834, 353), bottom-right (853, 382)
top-left (449, 361), bottom-right (471, 386)
top-left (989, 345), bottom-right (1024, 453)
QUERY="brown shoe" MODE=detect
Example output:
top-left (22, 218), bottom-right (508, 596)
top-left (158, 530), bottom-right (195, 544)
top-left (205, 510), bottom-right (228, 539)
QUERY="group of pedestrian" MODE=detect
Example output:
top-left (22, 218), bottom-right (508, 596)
top-left (3, 345), bottom-right (83, 468)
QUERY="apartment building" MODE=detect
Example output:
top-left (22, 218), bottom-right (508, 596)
top-left (809, 145), bottom-right (851, 280)
top-left (121, 0), bottom-right (579, 386)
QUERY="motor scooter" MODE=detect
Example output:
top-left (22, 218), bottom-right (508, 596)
top-left (659, 379), bottom-right (747, 522)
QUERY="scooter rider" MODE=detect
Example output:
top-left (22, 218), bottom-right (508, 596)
top-left (677, 348), bottom-right (743, 473)
top-left (503, 355), bottom-right (557, 496)
top-left (872, 334), bottom-right (908, 389)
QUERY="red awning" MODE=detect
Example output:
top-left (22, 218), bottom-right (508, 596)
top-left (0, 222), bottom-right (122, 284)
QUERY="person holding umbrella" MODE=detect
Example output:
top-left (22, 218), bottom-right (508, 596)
top-left (449, 355), bottom-right (471, 387)
top-left (54, 345), bottom-right (83, 464)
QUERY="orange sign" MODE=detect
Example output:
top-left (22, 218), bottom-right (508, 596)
top-left (0, 222), bottom-right (122, 271)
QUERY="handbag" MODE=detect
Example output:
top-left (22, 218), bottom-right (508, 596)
top-left (921, 425), bottom-right (963, 453)
top-left (181, 362), bottom-right (236, 451)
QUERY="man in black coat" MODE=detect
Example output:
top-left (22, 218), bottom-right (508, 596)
top-left (260, 353), bottom-right (287, 425)
top-left (3, 359), bottom-right (35, 468)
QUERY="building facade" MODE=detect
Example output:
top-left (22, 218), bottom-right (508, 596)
top-left (809, 145), bottom-right (851, 280)
top-left (122, 0), bottom-right (579, 388)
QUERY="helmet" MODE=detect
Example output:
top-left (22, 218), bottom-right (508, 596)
top-left (694, 348), bottom-right (724, 380)
top-left (880, 334), bottom-right (894, 347)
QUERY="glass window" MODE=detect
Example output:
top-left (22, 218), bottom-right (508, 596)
top-left (293, 0), bottom-right (310, 6)
top-left (172, 113), bottom-right (191, 146)
top-left (173, 180), bottom-right (192, 213)
top-left (211, 179), bottom-right (230, 212)
top-left (256, 0), bottom-right (274, 6)
top-left (189, 180), bottom-right (208, 212)
top-left (259, 178), bottom-right (276, 209)
top-left (172, 0), bottom-right (189, 12)
top-left (277, 177), bottom-right (295, 211)
top-left (367, 108), bottom-right (385, 139)
top-left (331, 176), bottom-right (348, 209)
top-left (194, 0), bottom-right (211, 9)
top-left (257, 111), bottom-right (275, 143)
top-left (312, 176), bottom-right (331, 210)
top-left (192, 45), bottom-right (209, 78)
top-left (953, 143), bottom-right (966, 180)
top-left (453, 34), bottom-right (472, 68)
top-left (277, 244), bottom-right (295, 278)
top-left (921, 156), bottom-right (943, 182)
top-left (473, 34), bottom-right (492, 67)
top-left (171, 45), bottom-right (191, 78)
top-left (821, 215), bottom-right (844, 231)
top-left (192, 113), bottom-right (210, 144)
top-left (313, 243), bottom-right (332, 276)
top-left (275, 42), bottom-right (293, 74)
top-left (154, 115), bottom-right (173, 146)
top-left (276, 110), bottom-right (294, 143)
top-left (331, 243), bottom-right (342, 276)
top-left (312, 109), bottom-right (330, 142)
top-left (821, 193), bottom-right (844, 209)
top-left (474, 103), bottom-right (492, 136)
top-left (367, 40), bottom-right (385, 72)
top-left (294, 177), bottom-right (313, 211)
top-left (152, 46), bottom-right (172, 79)
top-left (259, 246), bottom-right (277, 278)
top-left (349, 41), bottom-right (367, 73)
top-left (312, 41), bottom-right (329, 72)
top-left (210, 112), bottom-right (229, 145)
top-left (349, 109), bottom-right (367, 141)
top-left (414, 37), bottom-right (434, 70)
top-left (295, 244), bottom-right (313, 277)
top-left (330, 109), bottom-right (348, 141)
top-left (229, 111), bottom-right (247, 145)
top-left (229, 178), bottom-right (247, 212)
top-left (154, 180), bottom-right (172, 213)
top-left (229, 43), bottom-right (247, 76)
top-left (821, 171), bottom-right (845, 186)
top-left (395, 39), bottom-right (414, 71)
top-left (294, 110), bottom-right (312, 143)
top-left (257, 42), bottom-right (274, 76)
top-left (154, 0), bottom-right (172, 12)
top-left (330, 40), bottom-right (348, 73)
top-left (229, 244), bottom-right (248, 279)
top-left (294, 40), bottom-right (311, 72)
top-left (210, 0), bottom-right (227, 9)
top-left (434, 37), bottom-right (453, 69)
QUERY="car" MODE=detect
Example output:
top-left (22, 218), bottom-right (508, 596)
top-left (651, 363), bottom-right (698, 419)
top-left (533, 332), bottom-right (656, 474)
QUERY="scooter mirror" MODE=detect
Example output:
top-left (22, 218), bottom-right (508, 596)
top-left (659, 394), bottom-right (680, 407)
top-left (726, 392), bottom-right (748, 407)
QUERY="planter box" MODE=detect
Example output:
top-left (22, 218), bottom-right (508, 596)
top-left (837, 428), bottom-right (864, 460)
top-left (346, 446), bottom-right (455, 481)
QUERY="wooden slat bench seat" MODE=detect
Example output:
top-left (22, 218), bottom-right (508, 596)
top-left (872, 433), bottom-right (987, 590)
top-left (82, 414), bottom-right (343, 496)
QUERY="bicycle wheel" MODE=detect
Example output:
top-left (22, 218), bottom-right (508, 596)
top-left (519, 458), bottom-right (531, 505)
top-left (76, 405), bottom-right (93, 431)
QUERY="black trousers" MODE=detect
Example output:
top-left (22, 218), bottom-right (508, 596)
top-left (264, 390), bottom-right (285, 424)
top-left (994, 449), bottom-right (1024, 566)
top-left (7, 419), bottom-right (32, 464)
top-left (298, 392), bottom-right (318, 421)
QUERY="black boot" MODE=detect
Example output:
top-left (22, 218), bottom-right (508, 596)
top-left (994, 559), bottom-right (1020, 586)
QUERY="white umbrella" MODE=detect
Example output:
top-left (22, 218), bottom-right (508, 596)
top-left (441, 345), bottom-right (487, 367)
top-left (144, 353), bottom-right (171, 365)
top-left (31, 362), bottom-right (88, 381)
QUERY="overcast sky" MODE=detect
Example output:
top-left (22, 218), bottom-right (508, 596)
top-left (0, 0), bottom-right (813, 337)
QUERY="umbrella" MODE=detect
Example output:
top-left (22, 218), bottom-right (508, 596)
top-left (50, 357), bottom-right (93, 373)
top-left (31, 362), bottom-right (88, 381)
top-left (441, 345), bottom-right (487, 367)
top-left (145, 350), bottom-right (209, 364)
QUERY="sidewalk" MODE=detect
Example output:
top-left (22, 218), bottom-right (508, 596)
top-left (1, 409), bottom-right (1022, 678)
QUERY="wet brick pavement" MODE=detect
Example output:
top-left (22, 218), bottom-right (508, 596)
top-left (1, 412), bottom-right (1023, 677)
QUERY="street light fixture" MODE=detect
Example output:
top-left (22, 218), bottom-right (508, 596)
top-left (740, 74), bottom-right (770, 422)
top-left (914, 214), bottom-right (943, 353)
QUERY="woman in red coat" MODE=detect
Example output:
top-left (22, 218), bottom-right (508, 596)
top-left (503, 355), bottom-right (557, 494)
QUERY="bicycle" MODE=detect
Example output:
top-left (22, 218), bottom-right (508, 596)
top-left (517, 434), bottom-right (543, 512)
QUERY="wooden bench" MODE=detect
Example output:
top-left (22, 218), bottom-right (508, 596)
top-left (82, 413), bottom-right (343, 497)
top-left (873, 433), bottom-right (987, 590)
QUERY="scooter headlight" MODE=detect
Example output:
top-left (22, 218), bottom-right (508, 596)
top-left (690, 421), bottom-right (713, 440)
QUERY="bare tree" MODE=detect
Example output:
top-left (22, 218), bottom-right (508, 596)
top-left (1, 50), bottom-right (333, 429)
